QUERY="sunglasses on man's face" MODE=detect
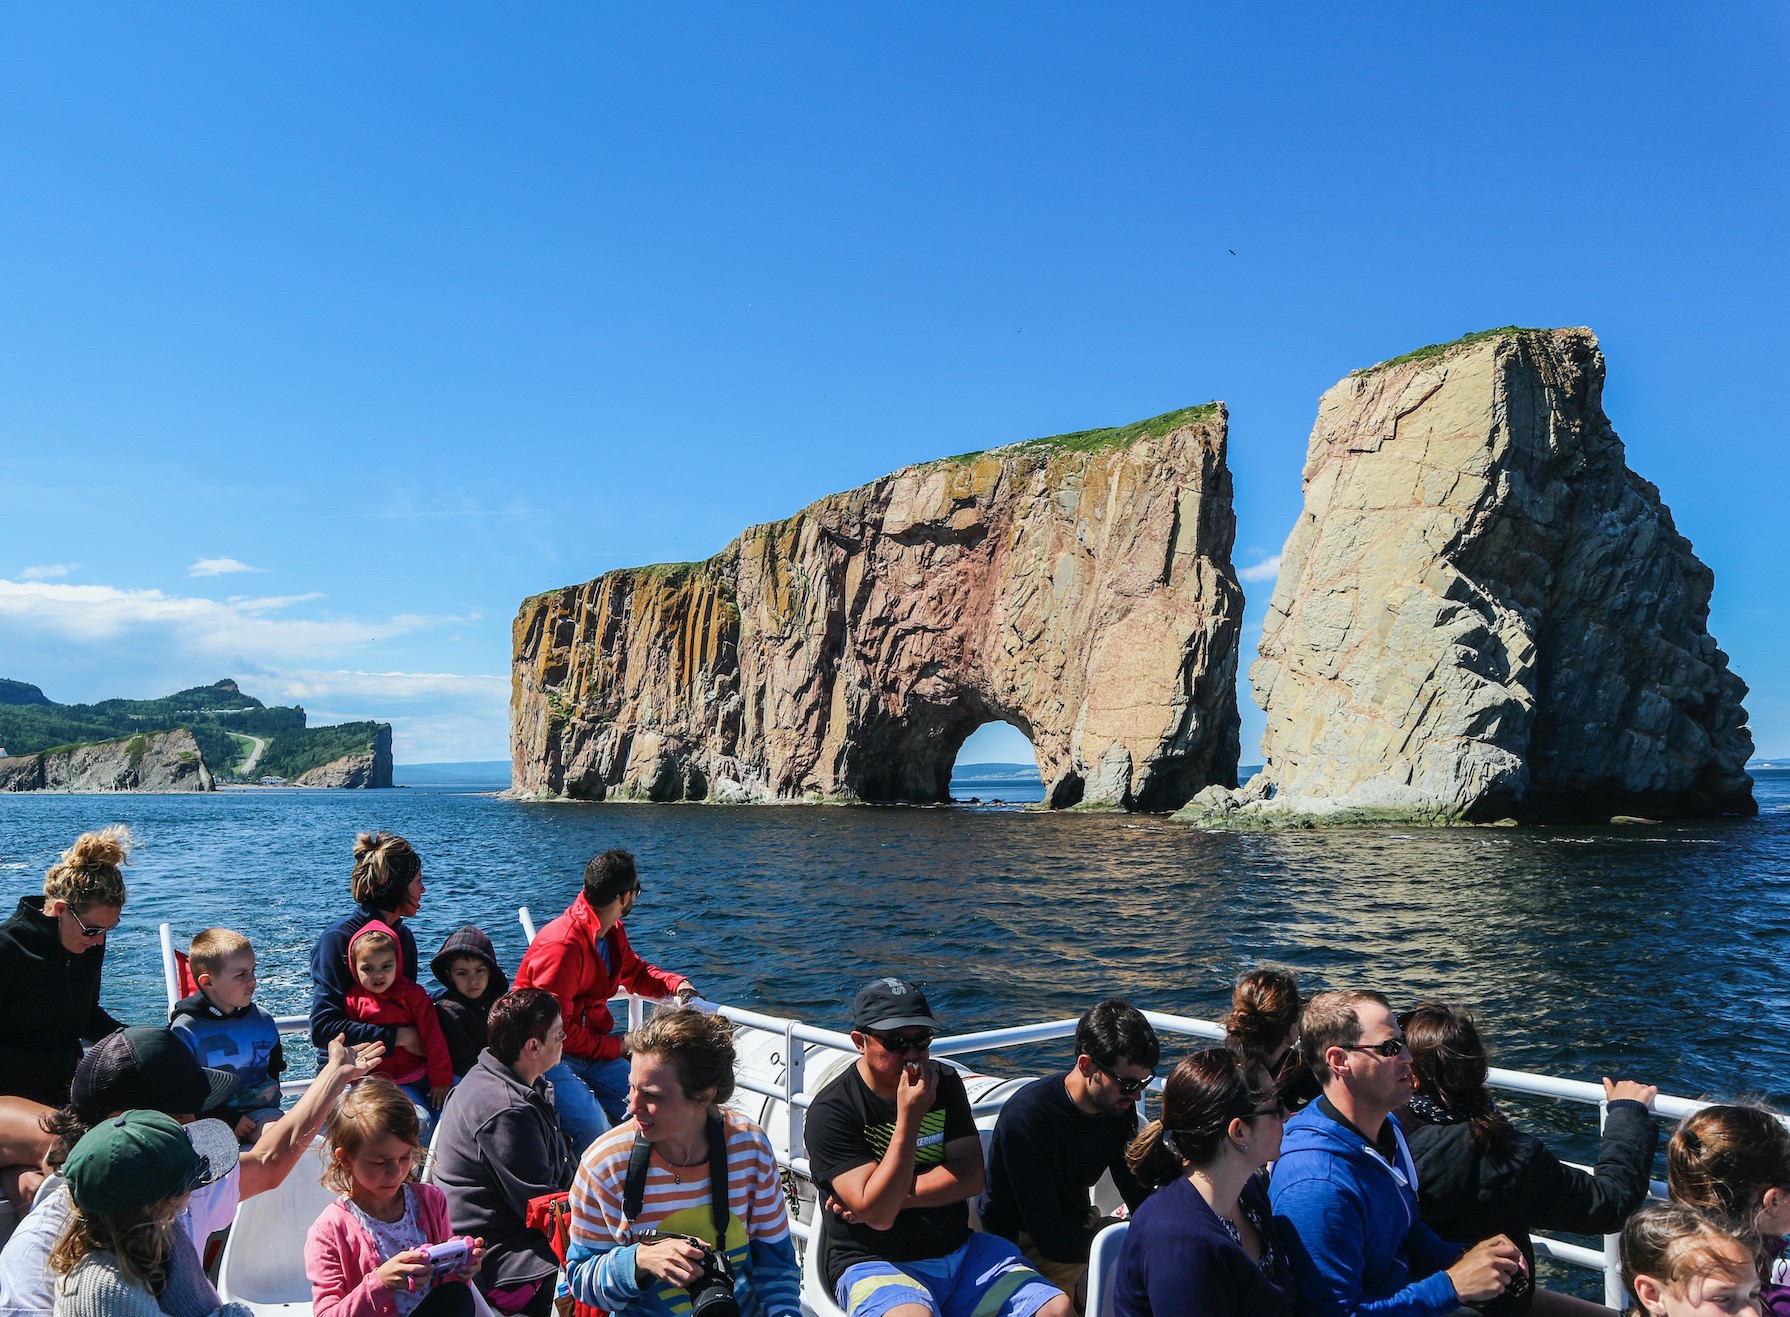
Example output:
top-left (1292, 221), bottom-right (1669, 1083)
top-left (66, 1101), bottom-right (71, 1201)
top-left (867, 1030), bottom-right (934, 1055)
top-left (1345, 1037), bottom-right (1409, 1059)
top-left (1089, 1057), bottom-right (1156, 1095)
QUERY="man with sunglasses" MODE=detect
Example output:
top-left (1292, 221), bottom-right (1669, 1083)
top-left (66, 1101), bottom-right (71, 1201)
top-left (805, 978), bottom-right (1071, 1317)
top-left (978, 1000), bottom-right (1158, 1312)
top-left (1269, 990), bottom-right (1526, 1317)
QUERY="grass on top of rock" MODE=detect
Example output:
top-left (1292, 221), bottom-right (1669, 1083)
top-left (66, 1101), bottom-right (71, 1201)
top-left (931, 403), bottom-right (1221, 467)
top-left (1353, 326), bottom-right (1555, 375)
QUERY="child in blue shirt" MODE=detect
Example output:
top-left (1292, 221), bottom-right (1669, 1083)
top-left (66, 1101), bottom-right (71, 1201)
top-left (170, 926), bottom-right (286, 1142)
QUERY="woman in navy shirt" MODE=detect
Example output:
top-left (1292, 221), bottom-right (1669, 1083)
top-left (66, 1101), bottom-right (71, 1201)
top-left (1112, 1047), bottom-right (1294, 1317)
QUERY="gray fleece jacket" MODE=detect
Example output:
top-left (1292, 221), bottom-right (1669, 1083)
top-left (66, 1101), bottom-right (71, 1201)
top-left (51, 1253), bottom-right (249, 1317)
top-left (429, 1049), bottom-right (577, 1290)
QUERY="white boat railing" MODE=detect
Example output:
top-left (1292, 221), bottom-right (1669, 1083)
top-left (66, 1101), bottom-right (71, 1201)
top-left (158, 911), bottom-right (1746, 1309)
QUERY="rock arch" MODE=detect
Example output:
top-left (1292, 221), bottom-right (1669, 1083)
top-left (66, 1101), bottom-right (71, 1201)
top-left (511, 407), bottom-right (1244, 810)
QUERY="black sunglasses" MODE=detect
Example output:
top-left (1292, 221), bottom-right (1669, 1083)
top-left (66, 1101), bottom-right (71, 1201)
top-left (1245, 1097), bottom-right (1290, 1120)
top-left (1090, 1057), bottom-right (1157, 1095)
top-left (867, 1029), bottom-right (934, 1055)
top-left (66, 907), bottom-right (112, 940)
top-left (1345, 1037), bottom-right (1409, 1059)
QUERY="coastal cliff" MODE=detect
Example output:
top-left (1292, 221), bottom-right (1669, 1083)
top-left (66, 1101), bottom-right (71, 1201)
top-left (1181, 327), bottom-right (1753, 826)
top-left (0, 729), bottom-right (216, 793)
top-left (292, 725), bottom-right (394, 788)
top-left (513, 406), bottom-right (1243, 808)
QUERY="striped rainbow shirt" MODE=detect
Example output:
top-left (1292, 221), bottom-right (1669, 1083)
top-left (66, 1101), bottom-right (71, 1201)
top-left (565, 1107), bottom-right (801, 1317)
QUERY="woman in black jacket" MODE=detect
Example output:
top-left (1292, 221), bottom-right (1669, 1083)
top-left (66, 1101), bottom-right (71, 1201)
top-left (0, 826), bottom-right (130, 1212)
top-left (1400, 1003), bottom-right (1659, 1317)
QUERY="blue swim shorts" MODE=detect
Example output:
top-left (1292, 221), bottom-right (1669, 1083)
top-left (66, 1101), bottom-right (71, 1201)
top-left (836, 1233), bottom-right (1062, 1317)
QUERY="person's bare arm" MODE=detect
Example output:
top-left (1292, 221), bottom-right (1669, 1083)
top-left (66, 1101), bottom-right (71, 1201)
top-left (903, 1133), bottom-right (983, 1209)
top-left (827, 1063), bottom-right (935, 1231)
top-left (238, 1035), bottom-right (384, 1200)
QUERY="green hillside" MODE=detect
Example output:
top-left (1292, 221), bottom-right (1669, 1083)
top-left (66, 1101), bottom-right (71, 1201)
top-left (0, 678), bottom-right (385, 781)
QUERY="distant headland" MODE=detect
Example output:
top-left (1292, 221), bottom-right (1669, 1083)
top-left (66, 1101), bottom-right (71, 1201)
top-left (0, 678), bottom-right (393, 792)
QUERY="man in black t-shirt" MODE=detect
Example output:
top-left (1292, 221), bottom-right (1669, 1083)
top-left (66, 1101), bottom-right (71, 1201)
top-left (977, 1000), bottom-right (1158, 1311)
top-left (804, 978), bottom-right (1070, 1317)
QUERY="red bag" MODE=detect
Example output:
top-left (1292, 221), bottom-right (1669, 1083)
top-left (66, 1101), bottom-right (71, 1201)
top-left (524, 1192), bottom-right (602, 1317)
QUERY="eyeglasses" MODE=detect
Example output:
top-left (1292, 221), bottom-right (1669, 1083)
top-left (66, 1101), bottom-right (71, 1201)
top-left (1245, 1098), bottom-right (1290, 1120)
top-left (1345, 1037), bottom-right (1409, 1059)
top-left (65, 908), bottom-right (112, 940)
top-left (1090, 1057), bottom-right (1157, 1095)
top-left (866, 1030), bottom-right (934, 1055)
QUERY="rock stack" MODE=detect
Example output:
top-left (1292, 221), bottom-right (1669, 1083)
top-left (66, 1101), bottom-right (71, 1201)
top-left (512, 407), bottom-right (1245, 808)
top-left (1182, 328), bottom-right (1753, 825)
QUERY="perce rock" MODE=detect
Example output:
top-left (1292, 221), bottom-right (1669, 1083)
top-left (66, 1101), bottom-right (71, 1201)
top-left (1181, 327), bottom-right (1753, 827)
top-left (512, 407), bottom-right (1243, 808)
top-left (0, 729), bottom-right (216, 793)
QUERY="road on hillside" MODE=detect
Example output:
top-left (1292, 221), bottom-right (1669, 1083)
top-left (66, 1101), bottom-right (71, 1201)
top-left (236, 734), bottom-right (267, 777)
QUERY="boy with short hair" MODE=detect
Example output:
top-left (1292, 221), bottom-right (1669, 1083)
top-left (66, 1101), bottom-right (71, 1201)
top-left (343, 919), bottom-right (455, 1112)
top-left (430, 925), bottom-right (509, 1079)
top-left (169, 926), bottom-right (286, 1142)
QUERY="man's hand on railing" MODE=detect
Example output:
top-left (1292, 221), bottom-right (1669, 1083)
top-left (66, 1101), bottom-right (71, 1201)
top-left (675, 983), bottom-right (700, 1004)
top-left (1604, 1078), bottom-right (1659, 1109)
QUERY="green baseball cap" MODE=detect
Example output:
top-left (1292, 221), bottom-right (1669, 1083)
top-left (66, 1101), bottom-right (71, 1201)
top-left (64, 1111), bottom-right (229, 1216)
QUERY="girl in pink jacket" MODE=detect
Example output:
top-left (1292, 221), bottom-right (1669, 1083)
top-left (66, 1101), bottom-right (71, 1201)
top-left (305, 1077), bottom-right (486, 1317)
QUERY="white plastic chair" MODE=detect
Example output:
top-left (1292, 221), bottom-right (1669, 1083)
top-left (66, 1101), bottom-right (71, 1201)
top-left (217, 1142), bottom-right (338, 1317)
top-left (799, 1215), bottom-right (848, 1317)
top-left (1083, 1221), bottom-right (1127, 1317)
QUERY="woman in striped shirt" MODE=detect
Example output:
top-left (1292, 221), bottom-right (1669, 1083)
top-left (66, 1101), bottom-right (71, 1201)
top-left (566, 1008), bottom-right (801, 1317)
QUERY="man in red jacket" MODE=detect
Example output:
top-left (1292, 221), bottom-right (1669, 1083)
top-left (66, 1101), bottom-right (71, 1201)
top-left (513, 849), bottom-right (697, 1151)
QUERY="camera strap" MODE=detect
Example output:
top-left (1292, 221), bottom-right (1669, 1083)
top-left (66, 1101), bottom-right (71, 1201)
top-left (624, 1112), bottom-right (730, 1250)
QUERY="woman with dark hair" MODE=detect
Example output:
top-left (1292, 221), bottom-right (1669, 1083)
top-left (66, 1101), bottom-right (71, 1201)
top-left (1111, 1048), bottom-right (1293, 1317)
top-left (309, 832), bottom-right (428, 1055)
top-left (1224, 965), bottom-right (1320, 1114)
top-left (1401, 1002), bottom-right (1660, 1316)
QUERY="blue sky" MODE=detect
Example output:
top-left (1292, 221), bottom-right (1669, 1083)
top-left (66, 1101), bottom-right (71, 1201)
top-left (0, 5), bottom-right (1784, 765)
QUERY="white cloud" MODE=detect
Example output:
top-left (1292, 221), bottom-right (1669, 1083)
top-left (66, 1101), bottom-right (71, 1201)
top-left (19, 564), bottom-right (77, 580)
top-left (1238, 553), bottom-right (1282, 584)
top-left (188, 557), bottom-right (266, 577)
top-left (250, 668), bottom-right (511, 762)
top-left (0, 578), bottom-right (452, 663)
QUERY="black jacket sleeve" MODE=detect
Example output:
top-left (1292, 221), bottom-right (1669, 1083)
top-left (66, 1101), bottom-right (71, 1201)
top-left (436, 1000), bottom-right (481, 1078)
top-left (84, 1000), bottom-right (124, 1043)
top-left (1519, 1099), bottom-right (1659, 1234)
top-left (1109, 1139), bottom-right (1151, 1213)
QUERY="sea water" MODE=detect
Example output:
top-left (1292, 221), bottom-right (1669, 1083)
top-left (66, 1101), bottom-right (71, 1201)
top-left (0, 769), bottom-right (1781, 1102)
top-left (3, 770), bottom-right (1784, 1296)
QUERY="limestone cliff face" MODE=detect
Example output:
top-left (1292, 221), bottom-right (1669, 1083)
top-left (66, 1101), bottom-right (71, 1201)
top-left (1184, 328), bottom-right (1752, 826)
top-left (513, 407), bottom-right (1243, 809)
top-left (0, 729), bottom-right (216, 793)
top-left (293, 726), bottom-right (394, 788)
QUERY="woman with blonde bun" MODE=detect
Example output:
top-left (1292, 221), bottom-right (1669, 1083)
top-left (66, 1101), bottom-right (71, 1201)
top-left (0, 827), bottom-right (129, 1104)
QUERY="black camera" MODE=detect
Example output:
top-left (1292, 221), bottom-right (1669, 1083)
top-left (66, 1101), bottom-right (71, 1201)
top-left (641, 1232), bottom-right (738, 1317)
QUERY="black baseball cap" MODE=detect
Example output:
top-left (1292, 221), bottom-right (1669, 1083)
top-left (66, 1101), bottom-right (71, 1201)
top-left (70, 1027), bottom-right (238, 1121)
top-left (852, 978), bottom-right (940, 1031)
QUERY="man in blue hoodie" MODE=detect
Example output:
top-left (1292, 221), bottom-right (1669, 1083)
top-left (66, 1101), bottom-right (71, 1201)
top-left (1269, 989), bottom-right (1524, 1317)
